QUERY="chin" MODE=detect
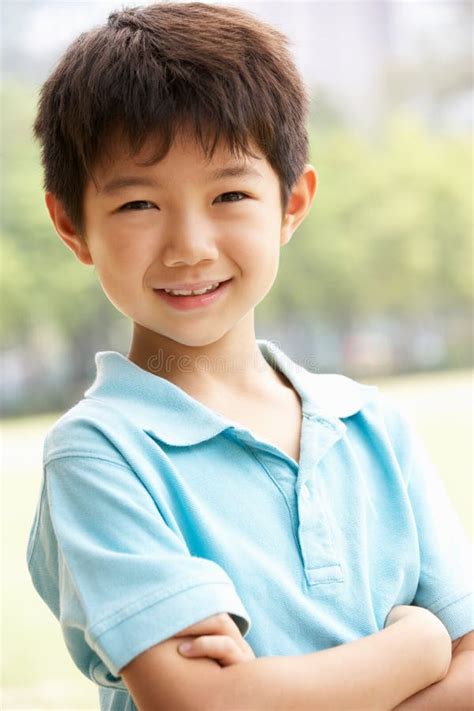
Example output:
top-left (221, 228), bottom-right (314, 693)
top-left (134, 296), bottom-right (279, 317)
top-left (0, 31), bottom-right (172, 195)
top-left (147, 323), bottom-right (225, 349)
top-left (169, 332), bottom-right (227, 349)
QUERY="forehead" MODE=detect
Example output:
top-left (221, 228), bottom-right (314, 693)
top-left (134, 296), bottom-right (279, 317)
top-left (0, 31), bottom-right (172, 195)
top-left (91, 125), bottom-right (267, 182)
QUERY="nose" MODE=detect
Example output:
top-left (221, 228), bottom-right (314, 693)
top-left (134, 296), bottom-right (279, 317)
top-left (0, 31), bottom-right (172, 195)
top-left (160, 214), bottom-right (219, 267)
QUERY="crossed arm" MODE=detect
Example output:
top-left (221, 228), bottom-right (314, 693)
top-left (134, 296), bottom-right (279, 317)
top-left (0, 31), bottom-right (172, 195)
top-left (177, 617), bottom-right (474, 711)
top-left (120, 607), bottom-right (472, 710)
top-left (391, 631), bottom-right (474, 710)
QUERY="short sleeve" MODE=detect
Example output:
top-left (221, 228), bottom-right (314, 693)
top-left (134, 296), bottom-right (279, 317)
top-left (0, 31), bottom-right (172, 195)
top-left (400, 414), bottom-right (474, 640)
top-left (26, 453), bottom-right (251, 686)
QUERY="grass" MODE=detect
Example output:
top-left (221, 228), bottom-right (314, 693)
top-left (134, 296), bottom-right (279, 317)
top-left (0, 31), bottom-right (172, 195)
top-left (2, 368), bottom-right (472, 709)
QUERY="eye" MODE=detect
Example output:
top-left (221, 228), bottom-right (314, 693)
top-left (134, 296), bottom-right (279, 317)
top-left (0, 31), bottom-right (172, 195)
top-left (118, 200), bottom-right (157, 211)
top-left (215, 192), bottom-right (248, 203)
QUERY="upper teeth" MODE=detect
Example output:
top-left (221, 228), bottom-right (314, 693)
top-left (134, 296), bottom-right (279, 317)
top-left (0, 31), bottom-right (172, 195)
top-left (164, 282), bottom-right (220, 296)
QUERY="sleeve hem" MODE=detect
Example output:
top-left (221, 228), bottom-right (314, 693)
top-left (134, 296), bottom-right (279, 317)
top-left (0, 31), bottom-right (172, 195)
top-left (430, 591), bottom-right (474, 641)
top-left (87, 580), bottom-right (252, 678)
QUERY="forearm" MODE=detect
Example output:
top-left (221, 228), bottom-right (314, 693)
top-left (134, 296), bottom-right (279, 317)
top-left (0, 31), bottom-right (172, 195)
top-left (213, 616), bottom-right (450, 711)
top-left (392, 650), bottom-right (474, 711)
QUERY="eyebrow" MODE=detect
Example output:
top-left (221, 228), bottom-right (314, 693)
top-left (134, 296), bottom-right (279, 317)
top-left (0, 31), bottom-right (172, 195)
top-left (98, 165), bottom-right (263, 195)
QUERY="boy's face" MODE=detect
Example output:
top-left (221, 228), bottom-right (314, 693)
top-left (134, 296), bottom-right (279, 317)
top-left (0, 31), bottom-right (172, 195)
top-left (47, 128), bottom-right (316, 352)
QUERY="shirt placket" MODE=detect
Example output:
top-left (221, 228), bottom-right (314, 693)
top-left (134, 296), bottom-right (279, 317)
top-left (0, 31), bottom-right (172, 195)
top-left (224, 412), bottom-right (346, 589)
top-left (295, 413), bottom-right (346, 586)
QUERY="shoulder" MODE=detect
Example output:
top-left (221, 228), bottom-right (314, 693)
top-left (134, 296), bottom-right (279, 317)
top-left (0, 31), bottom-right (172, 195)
top-left (42, 396), bottom-right (139, 466)
top-left (42, 348), bottom-right (153, 461)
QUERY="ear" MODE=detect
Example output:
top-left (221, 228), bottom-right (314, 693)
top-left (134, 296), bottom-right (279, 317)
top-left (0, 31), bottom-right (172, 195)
top-left (280, 164), bottom-right (318, 247)
top-left (45, 192), bottom-right (94, 266)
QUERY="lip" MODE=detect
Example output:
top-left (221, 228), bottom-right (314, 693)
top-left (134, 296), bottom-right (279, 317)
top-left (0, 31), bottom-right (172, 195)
top-left (154, 278), bottom-right (233, 311)
top-left (158, 279), bottom-right (229, 291)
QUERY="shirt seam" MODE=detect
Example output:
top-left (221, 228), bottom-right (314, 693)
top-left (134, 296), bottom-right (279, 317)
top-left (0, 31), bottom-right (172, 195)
top-left (43, 453), bottom-right (133, 470)
top-left (89, 579), bottom-right (236, 641)
top-left (429, 590), bottom-right (473, 616)
top-left (43, 453), bottom-right (164, 514)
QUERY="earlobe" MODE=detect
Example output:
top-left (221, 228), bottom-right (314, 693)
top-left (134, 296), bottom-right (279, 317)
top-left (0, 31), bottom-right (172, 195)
top-left (45, 192), bottom-right (94, 266)
top-left (280, 214), bottom-right (295, 247)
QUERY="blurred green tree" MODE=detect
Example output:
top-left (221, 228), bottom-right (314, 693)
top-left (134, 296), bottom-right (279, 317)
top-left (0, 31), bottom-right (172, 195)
top-left (1, 82), bottom-right (113, 364)
top-left (268, 116), bottom-right (472, 325)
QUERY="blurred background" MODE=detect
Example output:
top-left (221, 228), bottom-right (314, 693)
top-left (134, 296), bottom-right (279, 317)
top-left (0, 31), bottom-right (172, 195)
top-left (1, 0), bottom-right (472, 708)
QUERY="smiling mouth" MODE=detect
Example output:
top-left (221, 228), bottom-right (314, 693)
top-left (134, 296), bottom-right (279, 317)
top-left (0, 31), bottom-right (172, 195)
top-left (162, 283), bottom-right (220, 296)
top-left (156, 278), bottom-right (232, 296)
top-left (153, 278), bottom-right (233, 309)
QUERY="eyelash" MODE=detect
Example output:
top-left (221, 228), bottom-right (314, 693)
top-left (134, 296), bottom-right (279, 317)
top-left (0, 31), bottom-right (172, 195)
top-left (118, 192), bottom-right (249, 211)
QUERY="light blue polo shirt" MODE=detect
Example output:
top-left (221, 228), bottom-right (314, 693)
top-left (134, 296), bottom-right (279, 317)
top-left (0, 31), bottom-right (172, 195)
top-left (27, 339), bottom-right (473, 711)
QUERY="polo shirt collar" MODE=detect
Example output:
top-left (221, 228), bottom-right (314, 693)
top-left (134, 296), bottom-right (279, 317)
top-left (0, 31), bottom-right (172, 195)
top-left (84, 339), bottom-right (377, 447)
top-left (258, 339), bottom-right (377, 420)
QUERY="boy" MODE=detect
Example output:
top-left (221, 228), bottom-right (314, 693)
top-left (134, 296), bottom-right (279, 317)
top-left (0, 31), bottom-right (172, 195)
top-left (27, 3), bottom-right (473, 710)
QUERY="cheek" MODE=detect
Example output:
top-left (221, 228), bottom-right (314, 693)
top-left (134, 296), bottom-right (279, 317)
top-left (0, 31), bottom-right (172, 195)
top-left (93, 223), bottom-right (152, 272)
top-left (233, 233), bottom-right (281, 305)
top-left (229, 212), bottom-right (279, 254)
top-left (233, 229), bottom-right (281, 273)
top-left (90, 237), bottom-right (149, 308)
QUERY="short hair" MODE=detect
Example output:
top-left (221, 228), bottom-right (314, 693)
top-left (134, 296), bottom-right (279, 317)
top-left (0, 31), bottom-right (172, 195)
top-left (33, 1), bottom-right (311, 238)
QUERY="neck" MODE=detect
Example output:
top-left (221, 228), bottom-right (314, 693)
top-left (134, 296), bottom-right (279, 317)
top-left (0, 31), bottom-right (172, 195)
top-left (127, 318), bottom-right (279, 395)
